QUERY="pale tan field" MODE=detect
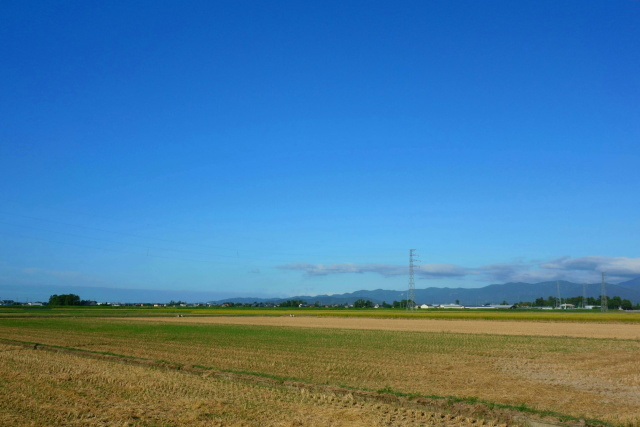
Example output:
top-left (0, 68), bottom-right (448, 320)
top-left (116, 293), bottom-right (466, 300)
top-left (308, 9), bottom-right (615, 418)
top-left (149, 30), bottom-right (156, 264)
top-left (129, 315), bottom-right (640, 339)
top-left (0, 343), bottom-right (499, 427)
top-left (1, 316), bottom-right (639, 426)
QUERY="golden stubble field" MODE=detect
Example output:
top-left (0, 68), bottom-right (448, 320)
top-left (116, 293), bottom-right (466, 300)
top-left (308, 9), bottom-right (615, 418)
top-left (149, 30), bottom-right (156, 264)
top-left (1, 314), bottom-right (639, 426)
top-left (130, 316), bottom-right (640, 424)
top-left (0, 343), bottom-right (498, 427)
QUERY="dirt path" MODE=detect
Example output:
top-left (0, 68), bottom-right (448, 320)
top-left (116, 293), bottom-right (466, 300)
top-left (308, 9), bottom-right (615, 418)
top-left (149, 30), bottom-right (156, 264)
top-left (126, 316), bottom-right (640, 339)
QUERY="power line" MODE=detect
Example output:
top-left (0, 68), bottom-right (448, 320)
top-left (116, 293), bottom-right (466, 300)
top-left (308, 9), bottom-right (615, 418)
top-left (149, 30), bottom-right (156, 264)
top-left (0, 230), bottom-right (241, 266)
top-left (0, 210), bottom-right (402, 262)
top-left (0, 230), bottom-right (129, 254)
top-left (0, 219), bottom-right (237, 259)
top-left (0, 220), bottom-right (401, 268)
top-left (0, 211), bottom-right (235, 252)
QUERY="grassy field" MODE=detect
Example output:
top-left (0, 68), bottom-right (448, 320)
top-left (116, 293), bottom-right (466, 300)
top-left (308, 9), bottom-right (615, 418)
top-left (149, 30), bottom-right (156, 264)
top-left (138, 315), bottom-right (640, 339)
top-left (2, 305), bottom-right (640, 323)
top-left (1, 312), bottom-right (639, 426)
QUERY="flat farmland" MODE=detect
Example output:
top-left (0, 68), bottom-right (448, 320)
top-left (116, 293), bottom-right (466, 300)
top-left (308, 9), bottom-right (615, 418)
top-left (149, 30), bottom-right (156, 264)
top-left (130, 315), bottom-right (640, 339)
top-left (3, 307), bottom-right (640, 323)
top-left (0, 342), bottom-right (495, 427)
top-left (1, 313), bottom-right (639, 426)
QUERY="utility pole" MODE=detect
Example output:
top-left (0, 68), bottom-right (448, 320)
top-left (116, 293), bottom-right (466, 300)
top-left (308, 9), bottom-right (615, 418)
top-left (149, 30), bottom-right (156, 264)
top-left (407, 249), bottom-right (418, 311)
top-left (556, 280), bottom-right (562, 309)
top-left (583, 283), bottom-right (587, 309)
top-left (601, 272), bottom-right (608, 312)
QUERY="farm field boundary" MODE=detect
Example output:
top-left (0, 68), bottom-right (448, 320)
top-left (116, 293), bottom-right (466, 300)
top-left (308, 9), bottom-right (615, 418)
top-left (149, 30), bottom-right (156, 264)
top-left (2, 307), bottom-right (640, 324)
top-left (2, 317), bottom-right (637, 425)
top-left (124, 315), bottom-right (640, 340)
top-left (0, 338), bottom-right (589, 427)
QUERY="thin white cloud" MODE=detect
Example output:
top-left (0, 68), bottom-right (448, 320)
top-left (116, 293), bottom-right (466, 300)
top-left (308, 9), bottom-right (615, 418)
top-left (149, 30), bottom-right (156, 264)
top-left (540, 256), bottom-right (640, 281)
top-left (278, 263), bottom-right (399, 277)
top-left (277, 262), bottom-right (468, 278)
top-left (476, 262), bottom-right (573, 284)
top-left (279, 256), bottom-right (640, 284)
top-left (416, 263), bottom-right (469, 278)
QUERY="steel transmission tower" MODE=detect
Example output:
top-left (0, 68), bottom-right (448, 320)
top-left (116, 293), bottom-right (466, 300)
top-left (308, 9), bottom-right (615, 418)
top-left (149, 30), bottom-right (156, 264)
top-left (601, 272), bottom-right (608, 312)
top-left (407, 249), bottom-right (418, 311)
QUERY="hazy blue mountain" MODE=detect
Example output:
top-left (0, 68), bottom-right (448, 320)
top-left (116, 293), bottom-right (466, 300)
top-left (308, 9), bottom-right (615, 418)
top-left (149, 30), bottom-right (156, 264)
top-left (212, 297), bottom-right (282, 304)
top-left (213, 278), bottom-right (640, 306)
top-left (11, 278), bottom-right (639, 305)
top-left (618, 277), bottom-right (640, 291)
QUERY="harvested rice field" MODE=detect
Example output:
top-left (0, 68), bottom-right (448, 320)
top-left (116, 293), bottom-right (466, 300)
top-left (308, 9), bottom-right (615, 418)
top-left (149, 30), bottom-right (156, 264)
top-left (0, 342), bottom-right (506, 427)
top-left (1, 313), bottom-right (639, 426)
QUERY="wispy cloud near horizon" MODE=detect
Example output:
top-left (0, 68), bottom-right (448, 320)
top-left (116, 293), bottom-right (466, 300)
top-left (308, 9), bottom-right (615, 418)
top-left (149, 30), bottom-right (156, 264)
top-left (277, 262), bottom-right (469, 278)
top-left (278, 256), bottom-right (640, 284)
top-left (540, 256), bottom-right (640, 282)
top-left (277, 263), bottom-right (404, 277)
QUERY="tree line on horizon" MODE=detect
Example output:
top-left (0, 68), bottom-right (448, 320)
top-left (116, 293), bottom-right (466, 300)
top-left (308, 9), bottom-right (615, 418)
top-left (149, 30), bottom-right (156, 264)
top-left (47, 294), bottom-right (93, 306)
top-left (518, 295), bottom-right (636, 310)
top-left (13, 293), bottom-right (637, 310)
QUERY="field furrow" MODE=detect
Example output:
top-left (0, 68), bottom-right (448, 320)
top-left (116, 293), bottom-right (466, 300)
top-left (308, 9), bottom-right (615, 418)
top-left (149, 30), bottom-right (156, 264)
top-left (1, 315), bottom-right (639, 425)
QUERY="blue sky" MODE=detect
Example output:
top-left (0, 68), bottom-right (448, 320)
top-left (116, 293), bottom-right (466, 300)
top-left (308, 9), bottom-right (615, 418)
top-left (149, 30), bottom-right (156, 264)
top-left (1, 1), bottom-right (639, 302)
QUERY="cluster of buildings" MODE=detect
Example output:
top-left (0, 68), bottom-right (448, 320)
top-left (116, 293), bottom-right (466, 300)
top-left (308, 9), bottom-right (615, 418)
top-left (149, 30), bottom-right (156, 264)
top-left (3, 300), bottom-right (602, 310)
top-left (1, 300), bottom-right (45, 306)
top-left (418, 303), bottom-right (515, 309)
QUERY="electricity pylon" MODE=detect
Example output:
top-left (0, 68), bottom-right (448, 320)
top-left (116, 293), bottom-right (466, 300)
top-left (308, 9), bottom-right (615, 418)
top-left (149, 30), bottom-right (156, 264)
top-left (407, 249), bottom-right (419, 311)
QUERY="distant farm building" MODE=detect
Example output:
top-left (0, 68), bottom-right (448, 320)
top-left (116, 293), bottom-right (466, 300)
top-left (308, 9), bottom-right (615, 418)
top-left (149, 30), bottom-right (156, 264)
top-left (437, 304), bottom-right (464, 309)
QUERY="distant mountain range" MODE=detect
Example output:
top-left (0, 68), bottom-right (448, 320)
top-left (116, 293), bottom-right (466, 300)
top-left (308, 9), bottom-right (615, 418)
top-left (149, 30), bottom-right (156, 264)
top-left (619, 276), bottom-right (640, 291)
top-left (212, 278), bottom-right (640, 306)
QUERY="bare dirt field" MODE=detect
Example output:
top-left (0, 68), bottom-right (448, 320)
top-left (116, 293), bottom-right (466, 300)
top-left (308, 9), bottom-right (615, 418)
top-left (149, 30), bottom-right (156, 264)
top-left (128, 315), bottom-right (640, 340)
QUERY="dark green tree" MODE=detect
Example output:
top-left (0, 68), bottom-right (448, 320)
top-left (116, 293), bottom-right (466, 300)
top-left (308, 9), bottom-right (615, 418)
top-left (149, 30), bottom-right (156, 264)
top-left (353, 299), bottom-right (373, 308)
top-left (607, 296), bottom-right (633, 310)
top-left (392, 299), bottom-right (414, 308)
top-left (48, 294), bottom-right (81, 306)
top-left (280, 299), bottom-right (306, 307)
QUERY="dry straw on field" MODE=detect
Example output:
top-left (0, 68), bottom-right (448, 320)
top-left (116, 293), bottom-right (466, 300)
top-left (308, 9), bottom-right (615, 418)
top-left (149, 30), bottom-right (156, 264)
top-left (1, 316), bottom-right (639, 426)
top-left (0, 343), bottom-right (504, 426)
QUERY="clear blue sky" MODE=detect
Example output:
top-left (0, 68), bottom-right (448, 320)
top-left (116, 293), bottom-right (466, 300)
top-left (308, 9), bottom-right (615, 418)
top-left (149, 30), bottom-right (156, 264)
top-left (1, 1), bottom-right (639, 302)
